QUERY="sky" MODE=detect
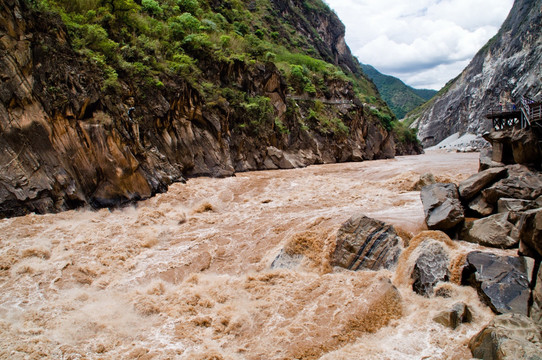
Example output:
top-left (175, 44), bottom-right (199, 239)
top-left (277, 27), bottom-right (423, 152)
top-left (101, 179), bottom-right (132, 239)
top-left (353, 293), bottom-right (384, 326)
top-left (323, 0), bottom-right (514, 90)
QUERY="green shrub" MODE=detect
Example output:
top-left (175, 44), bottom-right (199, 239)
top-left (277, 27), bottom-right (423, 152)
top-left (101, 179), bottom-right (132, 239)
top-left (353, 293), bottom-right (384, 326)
top-left (241, 96), bottom-right (273, 131)
top-left (169, 13), bottom-right (201, 40)
top-left (275, 118), bottom-right (289, 134)
top-left (141, 0), bottom-right (162, 16)
top-left (176, 0), bottom-right (199, 14)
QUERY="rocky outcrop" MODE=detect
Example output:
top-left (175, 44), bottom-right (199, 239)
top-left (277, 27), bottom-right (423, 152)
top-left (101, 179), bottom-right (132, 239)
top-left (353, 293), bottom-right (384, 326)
top-left (461, 213), bottom-right (519, 249)
top-left (498, 198), bottom-right (537, 213)
top-left (462, 251), bottom-right (531, 316)
top-left (469, 314), bottom-right (542, 360)
top-left (484, 129), bottom-right (542, 169)
top-left (0, 0), bottom-right (419, 217)
top-left (409, 0), bottom-right (542, 147)
top-left (420, 183), bottom-right (464, 231)
top-left (411, 240), bottom-right (450, 296)
top-left (458, 167), bottom-right (507, 200)
top-left (332, 215), bottom-right (404, 271)
top-left (482, 165), bottom-right (542, 206)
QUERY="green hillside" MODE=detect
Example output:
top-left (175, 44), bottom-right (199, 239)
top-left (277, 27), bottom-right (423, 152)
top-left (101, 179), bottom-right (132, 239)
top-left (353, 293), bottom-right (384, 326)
top-left (31, 0), bottom-right (385, 112)
top-left (361, 64), bottom-right (436, 119)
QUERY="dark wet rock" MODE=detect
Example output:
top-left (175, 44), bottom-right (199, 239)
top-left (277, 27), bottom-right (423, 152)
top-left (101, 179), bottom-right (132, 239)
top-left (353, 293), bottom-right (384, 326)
top-left (498, 198), bottom-right (536, 213)
top-left (469, 313), bottom-right (542, 360)
top-left (433, 302), bottom-right (472, 329)
top-left (420, 183), bottom-right (464, 231)
top-left (482, 165), bottom-right (542, 206)
top-left (517, 208), bottom-right (542, 260)
top-left (411, 240), bottom-right (450, 296)
top-left (412, 172), bottom-right (436, 191)
top-left (469, 195), bottom-right (494, 217)
top-left (461, 213), bottom-right (519, 249)
top-left (462, 251), bottom-right (530, 315)
top-left (458, 167), bottom-right (507, 200)
top-left (332, 215), bottom-right (404, 271)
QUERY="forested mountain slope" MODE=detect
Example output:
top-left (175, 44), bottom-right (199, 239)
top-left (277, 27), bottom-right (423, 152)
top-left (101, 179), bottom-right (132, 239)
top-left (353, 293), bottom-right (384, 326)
top-left (361, 64), bottom-right (436, 119)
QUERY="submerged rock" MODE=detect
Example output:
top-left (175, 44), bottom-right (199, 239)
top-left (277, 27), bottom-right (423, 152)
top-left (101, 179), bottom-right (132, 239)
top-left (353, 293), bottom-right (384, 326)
top-left (462, 251), bottom-right (530, 315)
top-left (412, 172), bottom-right (436, 191)
top-left (420, 183), bottom-right (464, 230)
top-left (270, 249), bottom-right (303, 269)
top-left (411, 240), bottom-right (450, 296)
top-left (461, 213), bottom-right (519, 249)
top-left (469, 313), bottom-right (542, 360)
top-left (332, 215), bottom-right (403, 271)
top-left (433, 302), bottom-right (472, 330)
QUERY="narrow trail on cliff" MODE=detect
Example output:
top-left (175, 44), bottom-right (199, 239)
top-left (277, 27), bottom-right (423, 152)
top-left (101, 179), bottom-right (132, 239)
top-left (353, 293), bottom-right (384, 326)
top-left (0, 152), bottom-right (512, 359)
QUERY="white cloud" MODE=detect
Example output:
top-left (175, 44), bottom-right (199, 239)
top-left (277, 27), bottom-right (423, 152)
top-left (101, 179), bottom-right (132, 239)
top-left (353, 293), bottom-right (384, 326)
top-left (324, 0), bottom-right (513, 89)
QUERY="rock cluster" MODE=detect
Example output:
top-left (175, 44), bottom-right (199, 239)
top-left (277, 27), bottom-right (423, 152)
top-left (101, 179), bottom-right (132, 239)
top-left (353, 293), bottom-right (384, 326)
top-left (420, 159), bottom-right (542, 358)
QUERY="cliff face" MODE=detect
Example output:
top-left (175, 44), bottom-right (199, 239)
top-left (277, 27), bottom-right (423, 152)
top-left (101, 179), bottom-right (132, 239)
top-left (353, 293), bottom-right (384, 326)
top-left (410, 0), bottom-right (542, 147)
top-left (0, 0), bottom-right (413, 217)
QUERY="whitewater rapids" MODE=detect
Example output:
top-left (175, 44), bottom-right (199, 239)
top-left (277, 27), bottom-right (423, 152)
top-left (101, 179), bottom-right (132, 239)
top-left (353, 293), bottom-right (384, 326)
top-left (0, 151), bottom-right (508, 359)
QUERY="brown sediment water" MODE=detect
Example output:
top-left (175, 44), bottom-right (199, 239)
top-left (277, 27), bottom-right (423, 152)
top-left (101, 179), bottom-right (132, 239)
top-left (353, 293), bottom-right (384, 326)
top-left (0, 151), bottom-right (512, 359)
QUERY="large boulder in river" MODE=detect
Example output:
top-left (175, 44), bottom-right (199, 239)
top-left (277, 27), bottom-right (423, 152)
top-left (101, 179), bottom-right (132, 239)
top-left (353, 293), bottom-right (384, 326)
top-left (469, 313), bottom-right (542, 360)
top-left (458, 167), bottom-right (507, 200)
top-left (411, 239), bottom-right (450, 296)
top-left (517, 208), bottom-right (542, 260)
top-left (461, 213), bottom-right (519, 249)
top-left (461, 251), bottom-right (530, 315)
top-left (332, 215), bottom-right (404, 271)
top-left (420, 183), bottom-right (464, 231)
top-left (482, 165), bottom-right (542, 205)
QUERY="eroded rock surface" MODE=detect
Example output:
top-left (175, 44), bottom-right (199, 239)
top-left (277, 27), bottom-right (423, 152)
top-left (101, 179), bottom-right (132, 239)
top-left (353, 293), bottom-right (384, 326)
top-left (469, 313), bottom-right (542, 360)
top-left (461, 213), bottom-right (519, 249)
top-left (332, 215), bottom-right (404, 271)
top-left (411, 239), bottom-right (450, 297)
top-left (462, 251), bottom-right (530, 315)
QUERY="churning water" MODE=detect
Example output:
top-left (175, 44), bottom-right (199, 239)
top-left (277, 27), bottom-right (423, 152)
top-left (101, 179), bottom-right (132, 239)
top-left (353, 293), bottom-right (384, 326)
top-left (0, 151), bottom-right (511, 359)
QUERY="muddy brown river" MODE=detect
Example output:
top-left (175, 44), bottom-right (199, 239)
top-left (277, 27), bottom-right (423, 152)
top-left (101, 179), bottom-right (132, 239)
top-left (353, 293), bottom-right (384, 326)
top-left (0, 151), bottom-right (512, 359)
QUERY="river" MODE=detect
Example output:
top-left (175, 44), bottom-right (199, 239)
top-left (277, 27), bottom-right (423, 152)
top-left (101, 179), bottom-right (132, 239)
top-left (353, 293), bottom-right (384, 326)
top-left (0, 151), bottom-right (509, 359)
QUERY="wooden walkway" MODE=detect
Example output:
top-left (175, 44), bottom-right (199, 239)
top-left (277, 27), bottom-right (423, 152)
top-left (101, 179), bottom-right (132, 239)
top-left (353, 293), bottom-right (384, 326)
top-left (486, 97), bottom-right (542, 130)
